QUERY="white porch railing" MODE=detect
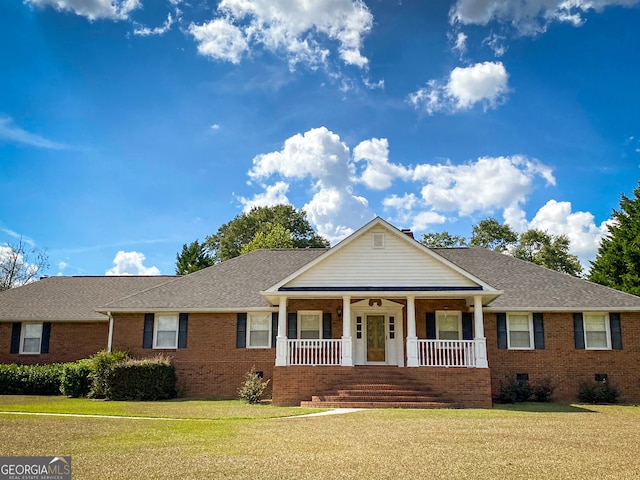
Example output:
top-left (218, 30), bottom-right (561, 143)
top-left (287, 339), bottom-right (342, 366)
top-left (417, 339), bottom-right (477, 367)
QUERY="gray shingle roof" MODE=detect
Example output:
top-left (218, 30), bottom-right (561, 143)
top-left (101, 249), bottom-right (328, 311)
top-left (435, 247), bottom-right (640, 310)
top-left (0, 276), bottom-right (176, 321)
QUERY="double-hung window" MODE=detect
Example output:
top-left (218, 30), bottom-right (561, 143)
top-left (583, 313), bottom-right (611, 349)
top-left (248, 312), bottom-right (272, 348)
top-left (20, 323), bottom-right (43, 354)
top-left (507, 313), bottom-right (534, 349)
top-left (436, 311), bottom-right (461, 340)
top-left (298, 311), bottom-right (322, 339)
top-left (154, 313), bottom-right (179, 349)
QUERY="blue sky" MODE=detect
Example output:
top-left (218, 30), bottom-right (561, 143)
top-left (1, 0), bottom-right (639, 277)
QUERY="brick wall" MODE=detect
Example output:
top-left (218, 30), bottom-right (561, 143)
top-left (272, 366), bottom-right (492, 408)
top-left (485, 312), bottom-right (640, 402)
top-left (0, 321), bottom-right (108, 364)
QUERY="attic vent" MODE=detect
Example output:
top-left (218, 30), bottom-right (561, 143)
top-left (372, 233), bottom-right (385, 248)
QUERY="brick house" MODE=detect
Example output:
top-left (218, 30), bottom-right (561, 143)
top-left (2, 217), bottom-right (640, 408)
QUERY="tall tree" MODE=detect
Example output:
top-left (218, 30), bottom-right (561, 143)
top-left (470, 218), bottom-right (518, 252)
top-left (240, 224), bottom-right (295, 255)
top-left (202, 205), bottom-right (329, 264)
top-left (175, 240), bottom-right (215, 275)
top-left (421, 231), bottom-right (468, 248)
top-left (0, 238), bottom-right (49, 291)
top-left (589, 183), bottom-right (640, 295)
top-left (514, 229), bottom-right (582, 277)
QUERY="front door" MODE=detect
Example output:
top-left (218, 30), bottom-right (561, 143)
top-left (366, 315), bottom-right (386, 362)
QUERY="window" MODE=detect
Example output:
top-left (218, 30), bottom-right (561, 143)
top-left (154, 313), bottom-right (179, 349)
top-left (436, 311), bottom-right (461, 340)
top-left (507, 313), bottom-right (533, 349)
top-left (248, 312), bottom-right (271, 348)
top-left (20, 323), bottom-right (43, 354)
top-left (584, 313), bottom-right (610, 349)
top-left (298, 310), bottom-right (322, 339)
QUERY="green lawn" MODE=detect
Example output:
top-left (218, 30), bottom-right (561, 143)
top-left (1, 397), bottom-right (639, 479)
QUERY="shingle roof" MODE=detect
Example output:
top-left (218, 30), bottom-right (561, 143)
top-left (435, 247), bottom-right (640, 310)
top-left (101, 249), bottom-right (328, 311)
top-left (0, 276), bottom-right (176, 321)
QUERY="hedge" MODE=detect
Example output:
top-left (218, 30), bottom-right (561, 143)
top-left (103, 357), bottom-right (177, 401)
top-left (0, 363), bottom-right (63, 395)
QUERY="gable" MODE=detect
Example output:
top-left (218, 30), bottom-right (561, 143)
top-left (282, 224), bottom-right (480, 289)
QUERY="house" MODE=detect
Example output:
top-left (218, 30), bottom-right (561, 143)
top-left (2, 217), bottom-right (640, 408)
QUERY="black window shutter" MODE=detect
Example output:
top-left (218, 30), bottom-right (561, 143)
top-left (271, 312), bottom-right (278, 348)
top-left (143, 313), bottom-right (154, 349)
top-left (496, 313), bottom-right (507, 349)
top-left (10, 322), bottom-right (21, 354)
top-left (178, 313), bottom-right (188, 349)
top-left (610, 313), bottom-right (622, 350)
top-left (41, 322), bottom-right (52, 354)
top-left (462, 312), bottom-right (473, 340)
top-left (573, 313), bottom-right (585, 349)
top-left (533, 313), bottom-right (545, 349)
top-left (322, 313), bottom-right (332, 339)
top-left (426, 312), bottom-right (436, 339)
top-left (287, 312), bottom-right (297, 339)
top-left (236, 313), bottom-right (247, 348)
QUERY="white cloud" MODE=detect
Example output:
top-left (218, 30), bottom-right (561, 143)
top-left (353, 138), bottom-right (412, 190)
top-left (210, 124), bottom-right (220, 130)
top-left (58, 261), bottom-right (68, 270)
top-left (0, 116), bottom-right (68, 150)
top-left (26, 0), bottom-right (140, 21)
top-left (238, 181), bottom-right (290, 212)
top-left (408, 61), bottom-right (509, 114)
top-left (482, 32), bottom-right (507, 57)
top-left (453, 32), bottom-right (468, 56)
top-left (189, 0), bottom-right (373, 70)
top-left (134, 13), bottom-right (174, 37)
top-left (105, 251), bottom-right (160, 276)
top-left (450, 0), bottom-right (640, 35)
top-left (382, 193), bottom-right (419, 212)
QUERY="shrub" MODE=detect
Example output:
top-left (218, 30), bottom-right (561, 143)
top-left (88, 350), bottom-right (129, 399)
top-left (60, 360), bottom-right (93, 398)
top-left (0, 363), bottom-right (63, 395)
top-left (103, 356), bottom-right (177, 401)
top-left (531, 378), bottom-right (555, 402)
top-left (496, 378), bottom-right (533, 404)
top-left (578, 381), bottom-right (620, 404)
top-left (238, 367), bottom-right (270, 404)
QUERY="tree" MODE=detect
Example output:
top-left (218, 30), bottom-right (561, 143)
top-left (0, 238), bottom-right (49, 291)
top-left (470, 218), bottom-right (518, 252)
top-left (420, 231), bottom-right (468, 248)
top-left (240, 224), bottom-right (294, 255)
top-left (175, 240), bottom-right (215, 275)
top-left (514, 229), bottom-right (582, 277)
top-left (589, 183), bottom-right (640, 295)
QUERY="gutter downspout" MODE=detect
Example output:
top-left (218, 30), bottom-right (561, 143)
top-left (107, 312), bottom-right (114, 353)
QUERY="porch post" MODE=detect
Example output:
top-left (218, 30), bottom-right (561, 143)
top-left (406, 295), bottom-right (419, 367)
top-left (275, 296), bottom-right (288, 366)
top-left (473, 295), bottom-right (488, 368)
top-left (341, 295), bottom-right (353, 366)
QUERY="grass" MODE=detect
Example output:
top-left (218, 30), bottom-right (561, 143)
top-left (1, 397), bottom-right (640, 479)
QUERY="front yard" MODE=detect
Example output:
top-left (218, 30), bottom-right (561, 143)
top-left (1, 397), bottom-right (639, 479)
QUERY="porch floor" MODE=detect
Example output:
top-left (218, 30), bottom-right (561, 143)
top-left (300, 366), bottom-right (461, 409)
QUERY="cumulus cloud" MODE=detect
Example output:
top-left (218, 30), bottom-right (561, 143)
top-left (408, 61), bottom-right (509, 114)
top-left (450, 0), bottom-right (640, 35)
top-left (105, 251), bottom-right (160, 276)
top-left (353, 138), bottom-right (412, 190)
top-left (238, 181), bottom-right (290, 212)
top-left (26, 0), bottom-right (140, 21)
top-left (189, 0), bottom-right (373, 70)
top-left (0, 116), bottom-right (68, 150)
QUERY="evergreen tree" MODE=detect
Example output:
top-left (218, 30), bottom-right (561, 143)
top-left (589, 183), bottom-right (640, 295)
top-left (175, 240), bottom-right (214, 275)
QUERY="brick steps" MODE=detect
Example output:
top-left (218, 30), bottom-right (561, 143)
top-left (300, 366), bottom-right (460, 409)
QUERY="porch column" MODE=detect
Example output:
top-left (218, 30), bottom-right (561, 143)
top-left (275, 296), bottom-right (288, 366)
top-left (406, 295), bottom-right (419, 367)
top-left (341, 296), bottom-right (353, 366)
top-left (473, 295), bottom-right (488, 368)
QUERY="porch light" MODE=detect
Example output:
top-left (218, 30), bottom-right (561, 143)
top-left (337, 307), bottom-right (342, 318)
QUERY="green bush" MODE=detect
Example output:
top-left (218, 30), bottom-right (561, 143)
top-left (238, 367), bottom-right (270, 404)
top-left (531, 378), bottom-right (555, 402)
top-left (578, 381), bottom-right (620, 404)
top-left (103, 356), bottom-right (177, 401)
top-left (0, 363), bottom-right (63, 395)
top-left (60, 360), bottom-right (93, 398)
top-left (496, 379), bottom-right (533, 403)
top-left (88, 350), bottom-right (129, 399)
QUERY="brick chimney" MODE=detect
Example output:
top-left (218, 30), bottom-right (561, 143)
top-left (400, 228), bottom-right (414, 239)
